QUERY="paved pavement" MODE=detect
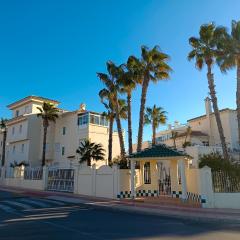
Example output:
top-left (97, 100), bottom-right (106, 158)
top-left (0, 189), bottom-right (240, 239)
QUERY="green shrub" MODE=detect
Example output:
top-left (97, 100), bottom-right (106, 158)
top-left (199, 152), bottom-right (240, 177)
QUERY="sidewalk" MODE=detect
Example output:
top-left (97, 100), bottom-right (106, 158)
top-left (1, 185), bottom-right (240, 223)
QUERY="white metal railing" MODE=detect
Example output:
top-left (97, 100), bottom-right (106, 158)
top-left (24, 167), bottom-right (43, 180)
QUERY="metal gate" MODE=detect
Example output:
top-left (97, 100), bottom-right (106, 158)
top-left (158, 163), bottom-right (171, 196)
top-left (47, 168), bottom-right (74, 192)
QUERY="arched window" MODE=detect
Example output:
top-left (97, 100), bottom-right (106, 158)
top-left (144, 162), bottom-right (151, 184)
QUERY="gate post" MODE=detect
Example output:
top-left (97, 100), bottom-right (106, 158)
top-left (92, 164), bottom-right (96, 197)
top-left (73, 165), bottom-right (80, 194)
top-left (42, 166), bottom-right (48, 190)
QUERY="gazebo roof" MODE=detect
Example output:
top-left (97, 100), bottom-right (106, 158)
top-left (129, 144), bottom-right (187, 159)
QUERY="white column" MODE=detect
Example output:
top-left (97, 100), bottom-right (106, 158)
top-left (179, 159), bottom-right (187, 200)
top-left (42, 166), bottom-right (48, 190)
top-left (130, 159), bottom-right (136, 199)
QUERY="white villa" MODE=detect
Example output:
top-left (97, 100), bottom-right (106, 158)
top-left (134, 97), bottom-right (239, 166)
top-left (0, 96), bottom-right (121, 168)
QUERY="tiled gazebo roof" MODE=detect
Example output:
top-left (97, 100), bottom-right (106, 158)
top-left (129, 144), bottom-right (186, 159)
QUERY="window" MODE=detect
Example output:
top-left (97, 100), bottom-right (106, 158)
top-left (90, 114), bottom-right (100, 125)
top-left (21, 144), bottom-right (24, 153)
top-left (12, 145), bottom-right (16, 154)
top-left (62, 127), bottom-right (66, 135)
top-left (144, 162), bottom-right (151, 184)
top-left (15, 110), bottom-right (19, 117)
top-left (19, 125), bottom-right (22, 134)
top-left (78, 114), bottom-right (89, 126)
top-left (12, 127), bottom-right (15, 135)
top-left (24, 106), bottom-right (29, 114)
top-left (61, 146), bottom-right (65, 156)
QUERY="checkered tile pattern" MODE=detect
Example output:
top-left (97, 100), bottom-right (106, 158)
top-left (117, 190), bottom-right (158, 199)
top-left (171, 191), bottom-right (182, 198)
top-left (136, 190), bottom-right (158, 197)
top-left (187, 192), bottom-right (201, 203)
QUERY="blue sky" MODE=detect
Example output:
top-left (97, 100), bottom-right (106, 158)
top-left (0, 0), bottom-right (238, 144)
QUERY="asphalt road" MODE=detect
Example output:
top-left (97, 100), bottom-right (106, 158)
top-left (0, 189), bottom-right (239, 240)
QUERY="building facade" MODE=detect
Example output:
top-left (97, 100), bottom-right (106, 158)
top-left (133, 97), bottom-right (239, 165)
top-left (0, 96), bottom-right (121, 167)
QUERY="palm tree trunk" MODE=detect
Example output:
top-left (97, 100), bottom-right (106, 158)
top-left (108, 116), bottom-right (114, 165)
top-left (127, 92), bottom-right (133, 155)
top-left (236, 60), bottom-right (240, 151)
top-left (1, 130), bottom-right (6, 167)
top-left (207, 65), bottom-right (229, 160)
top-left (42, 125), bottom-right (47, 166)
top-left (152, 123), bottom-right (156, 146)
top-left (114, 96), bottom-right (126, 160)
top-left (137, 75), bottom-right (149, 152)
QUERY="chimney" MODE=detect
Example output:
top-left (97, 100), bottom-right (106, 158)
top-left (79, 103), bottom-right (86, 112)
top-left (205, 97), bottom-right (212, 116)
top-left (174, 121), bottom-right (180, 128)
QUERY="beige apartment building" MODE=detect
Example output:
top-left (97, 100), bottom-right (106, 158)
top-left (0, 96), bottom-right (121, 167)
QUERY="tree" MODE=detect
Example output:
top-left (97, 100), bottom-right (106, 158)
top-left (37, 102), bottom-right (59, 166)
top-left (144, 105), bottom-right (167, 145)
top-left (97, 61), bottom-right (126, 160)
top-left (0, 118), bottom-right (8, 167)
top-left (188, 23), bottom-right (229, 160)
top-left (216, 20), bottom-right (240, 148)
top-left (171, 131), bottom-right (178, 149)
top-left (76, 140), bottom-right (105, 166)
top-left (118, 58), bottom-right (141, 154)
top-left (99, 88), bottom-right (127, 165)
top-left (129, 46), bottom-right (171, 152)
top-left (183, 126), bottom-right (192, 148)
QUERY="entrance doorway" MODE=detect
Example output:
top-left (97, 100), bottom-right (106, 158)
top-left (158, 162), bottom-right (171, 196)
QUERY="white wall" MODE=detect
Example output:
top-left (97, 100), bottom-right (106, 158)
top-left (213, 193), bottom-right (240, 209)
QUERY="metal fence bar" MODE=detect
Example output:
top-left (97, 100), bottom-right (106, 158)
top-left (212, 170), bottom-right (240, 193)
top-left (47, 168), bottom-right (74, 193)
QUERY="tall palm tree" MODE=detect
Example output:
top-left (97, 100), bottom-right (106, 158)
top-left (99, 88), bottom-right (127, 165)
top-left (118, 58), bottom-right (141, 155)
top-left (188, 23), bottom-right (229, 160)
top-left (144, 105), bottom-right (167, 145)
top-left (37, 102), bottom-right (59, 166)
top-left (97, 61), bottom-right (126, 160)
top-left (171, 131), bottom-right (178, 149)
top-left (216, 20), bottom-right (240, 147)
top-left (183, 126), bottom-right (192, 148)
top-left (0, 118), bottom-right (8, 167)
top-left (129, 46), bottom-right (171, 152)
top-left (76, 140), bottom-right (105, 166)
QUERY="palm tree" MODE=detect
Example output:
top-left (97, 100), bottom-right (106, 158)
top-left (188, 23), bottom-right (229, 160)
top-left (99, 88), bottom-right (127, 165)
top-left (97, 61), bottom-right (126, 160)
top-left (183, 126), bottom-right (192, 148)
top-left (118, 58), bottom-right (141, 155)
top-left (37, 102), bottom-right (59, 166)
top-left (129, 46), bottom-right (171, 152)
top-left (144, 105), bottom-right (167, 145)
top-left (216, 20), bottom-right (240, 147)
top-left (0, 118), bottom-right (8, 167)
top-left (76, 140), bottom-right (105, 166)
top-left (171, 131), bottom-right (178, 149)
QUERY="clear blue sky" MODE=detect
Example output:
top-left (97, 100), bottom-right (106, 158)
top-left (0, 0), bottom-right (238, 144)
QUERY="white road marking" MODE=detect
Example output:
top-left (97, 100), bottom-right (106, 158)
top-left (3, 200), bottom-right (33, 210)
top-left (47, 196), bottom-right (86, 204)
top-left (20, 199), bottom-right (50, 208)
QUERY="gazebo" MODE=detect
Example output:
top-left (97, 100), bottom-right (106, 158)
top-left (128, 144), bottom-right (190, 200)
